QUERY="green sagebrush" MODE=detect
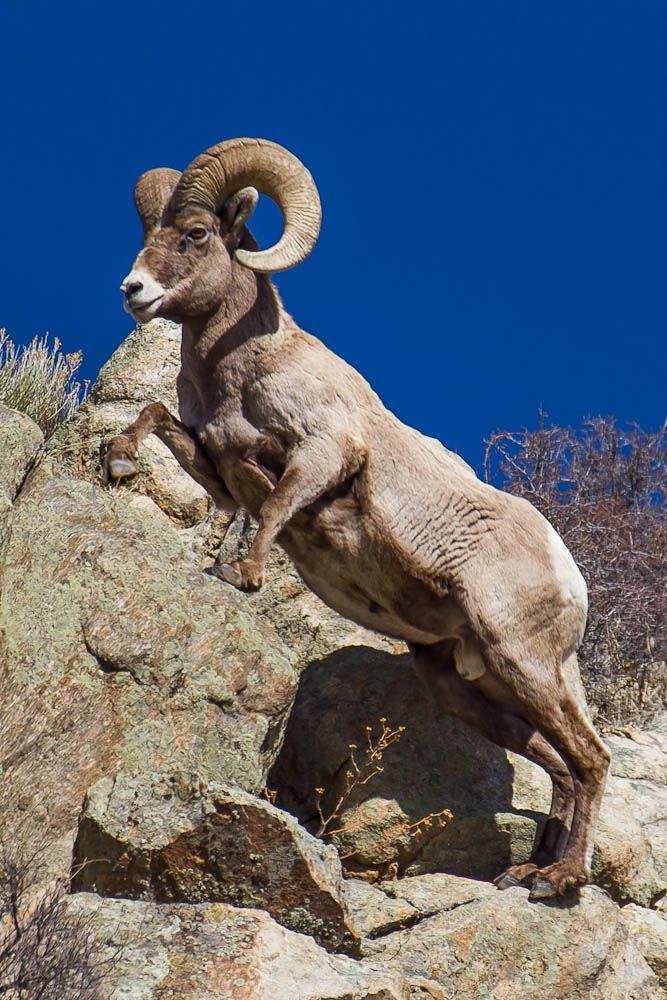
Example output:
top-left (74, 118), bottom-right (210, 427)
top-left (0, 329), bottom-right (88, 436)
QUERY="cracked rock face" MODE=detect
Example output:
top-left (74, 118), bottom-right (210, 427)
top-left (367, 883), bottom-right (660, 999)
top-left (64, 878), bottom-right (662, 1000)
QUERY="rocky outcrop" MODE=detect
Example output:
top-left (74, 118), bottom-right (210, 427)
top-left (622, 904), bottom-right (667, 989)
top-left (43, 318), bottom-right (210, 525)
top-left (63, 877), bottom-right (662, 999)
top-left (368, 879), bottom-right (660, 999)
top-left (2, 318), bottom-right (666, 998)
top-left (64, 878), bottom-right (663, 1000)
top-left (0, 448), bottom-right (298, 882)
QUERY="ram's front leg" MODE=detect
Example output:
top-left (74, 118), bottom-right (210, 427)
top-left (219, 437), bottom-right (366, 591)
top-left (104, 401), bottom-right (237, 512)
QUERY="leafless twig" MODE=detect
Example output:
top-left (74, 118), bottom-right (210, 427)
top-left (486, 415), bottom-right (666, 725)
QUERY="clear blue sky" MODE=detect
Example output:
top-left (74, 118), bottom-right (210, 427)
top-left (1, 1), bottom-right (665, 470)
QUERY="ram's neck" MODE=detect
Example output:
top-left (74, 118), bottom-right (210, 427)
top-left (180, 267), bottom-right (286, 377)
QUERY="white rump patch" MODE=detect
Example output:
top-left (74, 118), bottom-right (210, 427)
top-left (548, 527), bottom-right (588, 615)
top-left (454, 635), bottom-right (487, 681)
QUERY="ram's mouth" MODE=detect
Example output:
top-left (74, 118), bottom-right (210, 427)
top-left (124, 296), bottom-right (163, 322)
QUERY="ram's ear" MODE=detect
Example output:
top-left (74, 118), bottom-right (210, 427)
top-left (223, 187), bottom-right (259, 251)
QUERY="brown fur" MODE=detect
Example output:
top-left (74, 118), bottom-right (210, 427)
top-left (106, 172), bottom-right (610, 899)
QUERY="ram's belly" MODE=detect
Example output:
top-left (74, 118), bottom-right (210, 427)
top-left (278, 503), bottom-right (466, 645)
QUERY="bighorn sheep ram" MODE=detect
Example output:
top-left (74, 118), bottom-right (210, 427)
top-left (105, 137), bottom-right (610, 900)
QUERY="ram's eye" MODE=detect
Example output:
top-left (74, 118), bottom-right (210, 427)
top-left (188, 226), bottom-right (208, 241)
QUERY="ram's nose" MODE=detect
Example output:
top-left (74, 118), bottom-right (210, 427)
top-left (120, 275), bottom-right (143, 299)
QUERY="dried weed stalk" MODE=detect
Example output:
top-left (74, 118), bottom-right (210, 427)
top-left (313, 719), bottom-right (452, 862)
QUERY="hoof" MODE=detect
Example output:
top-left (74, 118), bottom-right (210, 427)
top-left (218, 558), bottom-right (264, 591)
top-left (107, 457), bottom-right (138, 480)
top-left (494, 873), bottom-right (523, 891)
top-left (529, 876), bottom-right (558, 900)
top-left (219, 562), bottom-right (244, 588)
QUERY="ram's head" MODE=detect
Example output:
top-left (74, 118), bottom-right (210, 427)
top-left (121, 138), bottom-right (322, 323)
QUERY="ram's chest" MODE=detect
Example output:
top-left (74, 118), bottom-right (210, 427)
top-left (195, 417), bottom-right (287, 518)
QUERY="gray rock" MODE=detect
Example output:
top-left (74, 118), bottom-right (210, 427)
top-left (368, 882), bottom-right (660, 999)
top-left (0, 404), bottom-right (43, 501)
top-left (42, 319), bottom-right (210, 526)
top-left (65, 893), bottom-right (409, 999)
top-left (3, 317), bottom-right (667, 995)
top-left (607, 730), bottom-right (667, 783)
top-left (594, 772), bottom-right (667, 906)
top-left (72, 772), bottom-right (358, 954)
top-left (341, 878), bottom-right (418, 941)
top-left (622, 904), bottom-right (667, 989)
top-left (382, 871), bottom-right (498, 916)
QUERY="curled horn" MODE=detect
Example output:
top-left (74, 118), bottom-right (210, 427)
top-left (134, 168), bottom-right (182, 242)
top-left (167, 138), bottom-right (321, 273)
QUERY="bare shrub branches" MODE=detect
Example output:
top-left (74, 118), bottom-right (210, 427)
top-left (485, 416), bottom-right (667, 725)
top-left (0, 330), bottom-right (88, 437)
top-left (0, 846), bottom-right (111, 999)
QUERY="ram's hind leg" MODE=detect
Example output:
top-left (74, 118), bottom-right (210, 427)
top-left (527, 690), bottom-right (609, 899)
top-left (411, 642), bottom-right (575, 887)
top-left (485, 648), bottom-right (610, 899)
top-left (104, 401), bottom-right (237, 512)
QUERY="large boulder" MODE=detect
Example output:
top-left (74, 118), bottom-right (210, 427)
top-left (72, 772), bottom-right (359, 954)
top-left (2, 317), bottom-right (667, 996)
top-left (367, 879), bottom-right (660, 999)
top-left (0, 318), bottom-right (401, 891)
top-left (63, 877), bottom-right (662, 999)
